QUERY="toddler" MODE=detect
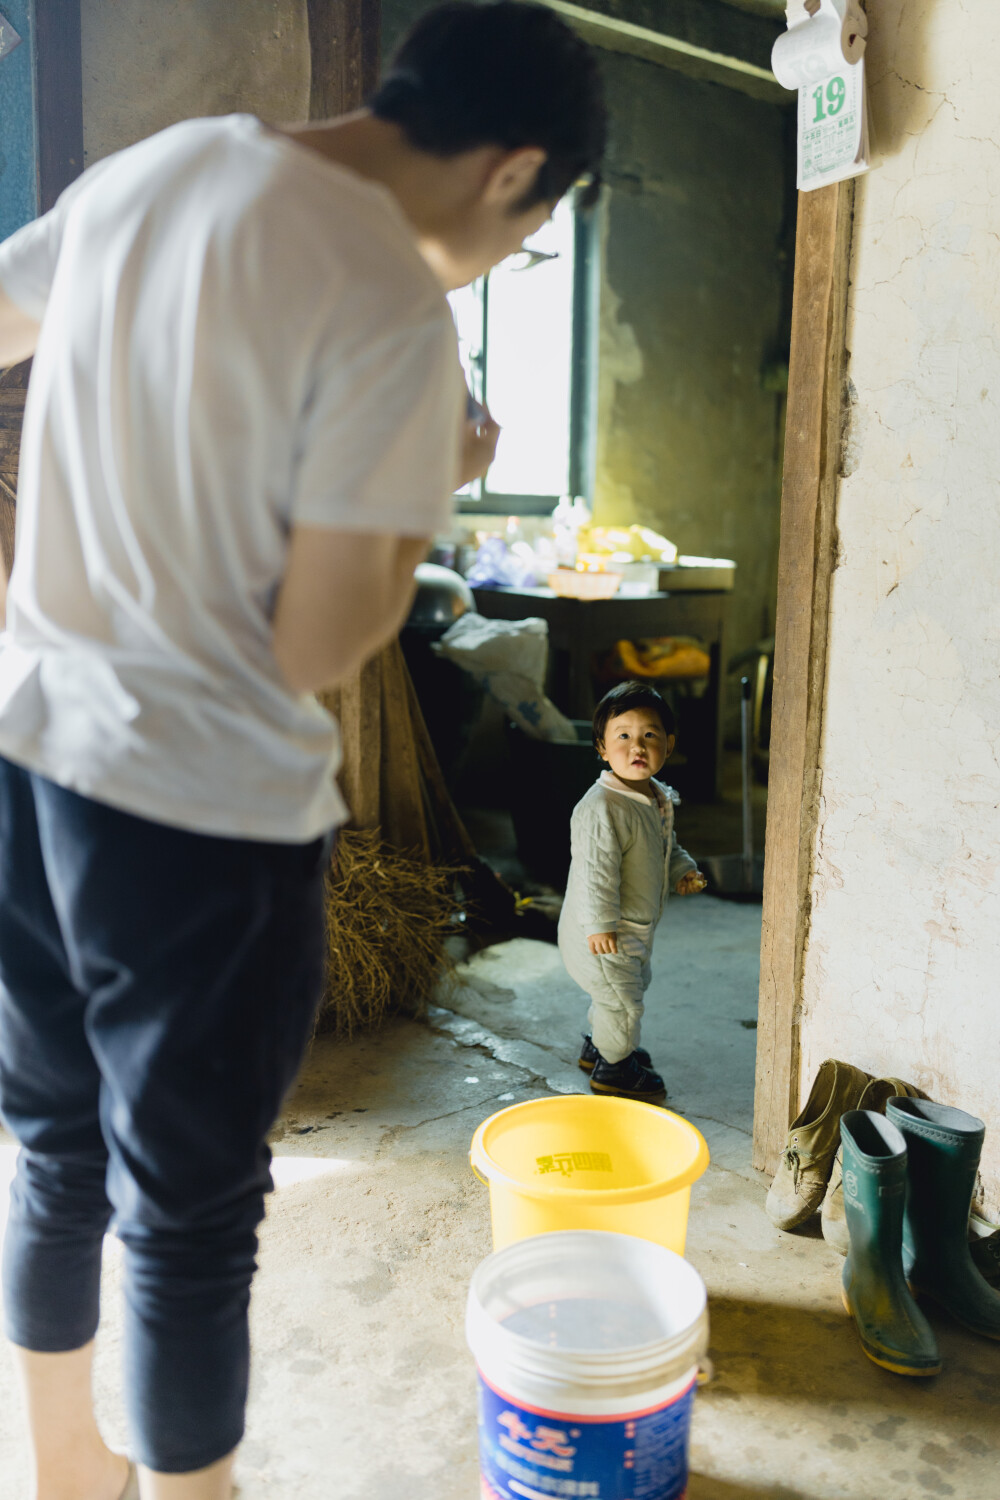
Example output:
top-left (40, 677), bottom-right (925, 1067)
top-left (558, 681), bottom-right (706, 1100)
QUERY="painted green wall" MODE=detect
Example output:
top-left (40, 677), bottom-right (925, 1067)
top-left (0, 0), bottom-right (38, 238)
top-left (596, 52), bottom-right (793, 665)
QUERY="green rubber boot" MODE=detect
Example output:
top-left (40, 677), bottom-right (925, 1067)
top-left (821, 1077), bottom-right (921, 1255)
top-left (887, 1096), bottom-right (1000, 1341)
top-left (840, 1110), bottom-right (941, 1377)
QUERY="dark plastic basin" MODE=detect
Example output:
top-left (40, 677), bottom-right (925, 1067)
top-left (507, 719), bottom-right (600, 885)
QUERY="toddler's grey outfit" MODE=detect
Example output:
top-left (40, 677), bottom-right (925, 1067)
top-left (558, 773), bottom-right (696, 1065)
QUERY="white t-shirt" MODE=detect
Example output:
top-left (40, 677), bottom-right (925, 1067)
top-left (0, 114), bottom-right (463, 841)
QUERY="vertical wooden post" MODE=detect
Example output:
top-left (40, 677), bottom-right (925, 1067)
top-left (306, 0), bottom-right (382, 119)
top-left (323, 655), bottom-right (383, 832)
top-left (307, 0), bottom-right (412, 841)
top-left (753, 180), bottom-right (854, 1174)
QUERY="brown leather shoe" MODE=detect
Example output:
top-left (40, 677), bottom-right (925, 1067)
top-left (765, 1058), bottom-right (873, 1230)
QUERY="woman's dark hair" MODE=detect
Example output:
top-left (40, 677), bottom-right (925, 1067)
top-left (370, 2), bottom-right (607, 209)
top-left (592, 681), bottom-right (676, 750)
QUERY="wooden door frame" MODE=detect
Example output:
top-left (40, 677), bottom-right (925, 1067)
top-left (306, 0), bottom-right (381, 117)
top-left (753, 180), bottom-right (855, 1174)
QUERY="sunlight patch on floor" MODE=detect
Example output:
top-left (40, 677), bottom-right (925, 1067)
top-left (269, 1154), bottom-right (359, 1188)
top-left (0, 1138), bottom-right (356, 1243)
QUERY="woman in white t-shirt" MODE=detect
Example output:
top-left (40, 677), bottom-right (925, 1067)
top-left (0, 5), bottom-right (606, 1497)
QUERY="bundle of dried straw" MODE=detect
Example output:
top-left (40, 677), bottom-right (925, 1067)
top-left (317, 827), bottom-right (464, 1036)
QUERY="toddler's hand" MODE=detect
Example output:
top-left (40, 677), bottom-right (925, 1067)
top-left (588, 931), bottom-right (619, 955)
top-left (676, 870), bottom-right (708, 895)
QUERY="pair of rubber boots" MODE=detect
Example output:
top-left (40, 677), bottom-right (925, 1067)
top-left (765, 1060), bottom-right (1000, 1280)
top-left (840, 1097), bottom-right (1000, 1376)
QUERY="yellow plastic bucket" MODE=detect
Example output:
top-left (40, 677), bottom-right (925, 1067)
top-left (470, 1095), bottom-right (709, 1254)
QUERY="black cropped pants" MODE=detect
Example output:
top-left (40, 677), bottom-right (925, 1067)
top-left (0, 758), bottom-right (328, 1472)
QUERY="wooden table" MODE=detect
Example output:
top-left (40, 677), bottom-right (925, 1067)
top-left (472, 584), bottom-right (729, 801)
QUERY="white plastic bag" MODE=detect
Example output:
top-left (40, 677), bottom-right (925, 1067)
top-left (433, 614), bottom-right (576, 742)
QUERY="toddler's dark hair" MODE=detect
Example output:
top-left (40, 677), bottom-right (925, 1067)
top-left (370, 1), bottom-right (607, 210)
top-left (592, 681), bottom-right (676, 750)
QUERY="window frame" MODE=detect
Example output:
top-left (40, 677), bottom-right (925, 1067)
top-left (456, 206), bottom-right (598, 516)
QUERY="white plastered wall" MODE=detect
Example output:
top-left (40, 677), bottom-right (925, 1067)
top-left (799, 0), bottom-right (1000, 1212)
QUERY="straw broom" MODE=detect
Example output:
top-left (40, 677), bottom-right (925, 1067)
top-left (315, 640), bottom-right (495, 1036)
top-left (317, 827), bottom-right (463, 1037)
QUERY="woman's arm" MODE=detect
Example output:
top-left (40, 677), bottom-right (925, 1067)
top-left (272, 527), bottom-right (428, 694)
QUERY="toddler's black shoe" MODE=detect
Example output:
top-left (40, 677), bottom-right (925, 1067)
top-left (590, 1050), bottom-right (666, 1102)
top-left (578, 1034), bottom-right (653, 1073)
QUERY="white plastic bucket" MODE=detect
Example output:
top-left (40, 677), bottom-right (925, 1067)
top-left (467, 1230), bottom-right (709, 1500)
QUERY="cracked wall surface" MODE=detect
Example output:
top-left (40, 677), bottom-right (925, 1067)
top-left (81, 0), bottom-right (309, 164)
top-left (800, 0), bottom-right (1000, 1211)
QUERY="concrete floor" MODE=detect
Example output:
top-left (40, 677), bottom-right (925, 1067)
top-left (1, 896), bottom-right (998, 1499)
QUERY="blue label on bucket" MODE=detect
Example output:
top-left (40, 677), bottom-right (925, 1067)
top-left (476, 1373), bottom-right (695, 1500)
